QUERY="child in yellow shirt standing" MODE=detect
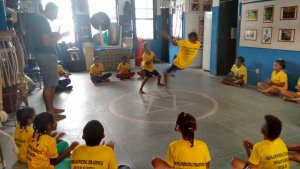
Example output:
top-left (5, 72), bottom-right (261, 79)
top-left (116, 56), bottom-right (135, 80)
top-left (139, 42), bottom-right (164, 94)
top-left (152, 112), bottom-right (211, 169)
top-left (71, 120), bottom-right (130, 169)
top-left (281, 77), bottom-right (300, 104)
top-left (221, 56), bottom-right (247, 87)
top-left (27, 112), bottom-right (78, 169)
top-left (90, 57), bottom-right (112, 84)
top-left (232, 115), bottom-right (289, 169)
top-left (14, 107), bottom-right (36, 163)
top-left (56, 64), bottom-right (73, 93)
top-left (257, 59), bottom-right (288, 96)
top-left (162, 32), bottom-right (201, 87)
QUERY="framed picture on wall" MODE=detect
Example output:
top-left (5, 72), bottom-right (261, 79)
top-left (278, 29), bottom-right (295, 42)
top-left (203, 3), bottom-right (211, 11)
top-left (246, 9), bottom-right (258, 21)
top-left (263, 5), bottom-right (274, 23)
top-left (198, 17), bottom-right (204, 28)
top-left (280, 6), bottom-right (298, 20)
top-left (190, 0), bottom-right (202, 12)
top-left (261, 27), bottom-right (272, 44)
top-left (244, 29), bottom-right (257, 41)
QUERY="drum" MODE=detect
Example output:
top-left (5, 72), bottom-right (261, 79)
top-left (0, 36), bottom-right (19, 113)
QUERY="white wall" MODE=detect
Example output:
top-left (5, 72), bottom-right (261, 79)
top-left (212, 0), bottom-right (219, 7)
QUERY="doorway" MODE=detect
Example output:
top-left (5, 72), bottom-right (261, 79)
top-left (161, 8), bottom-right (170, 63)
top-left (216, 0), bottom-right (239, 75)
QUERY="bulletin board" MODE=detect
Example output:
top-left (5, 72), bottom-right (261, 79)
top-left (240, 0), bottom-right (300, 51)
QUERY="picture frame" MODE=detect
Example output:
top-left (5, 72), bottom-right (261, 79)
top-left (280, 6), bottom-right (298, 20)
top-left (263, 5), bottom-right (274, 23)
top-left (198, 17), bottom-right (204, 28)
top-left (278, 29), bottom-right (295, 42)
top-left (203, 3), bottom-right (211, 11)
top-left (244, 29), bottom-right (257, 41)
top-left (261, 27), bottom-right (272, 44)
top-left (246, 9), bottom-right (258, 21)
top-left (190, 0), bottom-right (202, 12)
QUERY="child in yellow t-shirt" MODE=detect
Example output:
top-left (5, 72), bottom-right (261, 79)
top-left (162, 32), bottom-right (201, 87)
top-left (14, 107), bottom-right (36, 163)
top-left (221, 56), bottom-right (247, 87)
top-left (27, 112), bottom-right (78, 169)
top-left (116, 56), bottom-right (135, 80)
top-left (281, 78), bottom-right (300, 104)
top-left (90, 57), bottom-right (112, 84)
top-left (139, 42), bottom-right (164, 94)
top-left (71, 120), bottom-right (130, 169)
top-left (152, 112), bottom-right (211, 169)
top-left (257, 59), bottom-right (288, 96)
top-left (56, 64), bottom-right (73, 93)
top-left (231, 115), bottom-right (289, 169)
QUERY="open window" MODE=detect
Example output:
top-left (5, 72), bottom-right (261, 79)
top-left (135, 0), bottom-right (154, 39)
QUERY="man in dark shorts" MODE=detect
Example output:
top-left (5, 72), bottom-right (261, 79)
top-left (31, 2), bottom-right (69, 120)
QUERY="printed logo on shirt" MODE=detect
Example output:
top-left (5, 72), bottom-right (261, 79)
top-left (174, 161), bottom-right (206, 167)
top-left (265, 152), bottom-right (289, 169)
top-left (71, 160), bottom-right (104, 166)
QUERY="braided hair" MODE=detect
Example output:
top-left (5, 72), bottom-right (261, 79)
top-left (32, 112), bottom-right (55, 146)
top-left (16, 107), bottom-right (35, 131)
top-left (176, 112), bottom-right (197, 147)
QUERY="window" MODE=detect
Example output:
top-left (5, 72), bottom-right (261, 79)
top-left (42, 0), bottom-right (75, 43)
top-left (88, 0), bottom-right (117, 36)
top-left (135, 0), bottom-right (154, 39)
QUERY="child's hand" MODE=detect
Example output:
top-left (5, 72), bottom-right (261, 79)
top-left (70, 141), bottom-right (79, 150)
top-left (243, 140), bottom-right (253, 149)
top-left (267, 80), bottom-right (273, 85)
top-left (56, 132), bottom-right (66, 140)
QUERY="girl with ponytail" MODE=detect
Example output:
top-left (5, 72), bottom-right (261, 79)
top-left (152, 112), bottom-right (211, 169)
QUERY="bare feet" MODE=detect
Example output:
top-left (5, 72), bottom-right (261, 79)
top-left (139, 89), bottom-right (146, 94)
top-left (55, 114), bottom-right (66, 121)
top-left (157, 83), bottom-right (165, 86)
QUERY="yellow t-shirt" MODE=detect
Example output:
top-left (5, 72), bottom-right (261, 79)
top-left (174, 40), bottom-right (201, 69)
top-left (71, 145), bottom-right (118, 169)
top-left (249, 138), bottom-right (289, 169)
top-left (141, 51), bottom-right (155, 72)
top-left (117, 63), bottom-right (131, 74)
top-left (231, 64), bottom-right (248, 83)
top-left (297, 78), bottom-right (300, 96)
top-left (165, 140), bottom-right (211, 169)
top-left (57, 65), bottom-right (65, 76)
top-left (27, 134), bottom-right (58, 169)
top-left (271, 70), bottom-right (288, 90)
top-left (14, 126), bottom-right (34, 163)
top-left (90, 64), bottom-right (104, 76)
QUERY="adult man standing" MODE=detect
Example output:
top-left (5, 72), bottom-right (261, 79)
top-left (31, 2), bottom-right (68, 120)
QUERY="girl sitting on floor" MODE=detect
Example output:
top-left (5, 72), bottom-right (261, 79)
top-left (281, 77), bottom-right (300, 104)
top-left (257, 59), bottom-right (288, 96)
top-left (116, 56), bottom-right (135, 80)
top-left (14, 107), bottom-right (36, 163)
top-left (26, 112), bottom-right (78, 169)
top-left (152, 112), bottom-right (211, 169)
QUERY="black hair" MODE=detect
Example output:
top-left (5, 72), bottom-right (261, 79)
top-left (176, 112), bottom-right (197, 147)
top-left (264, 115), bottom-right (282, 141)
top-left (275, 59), bottom-right (286, 69)
top-left (237, 56), bottom-right (245, 63)
top-left (32, 112), bottom-right (55, 146)
top-left (94, 56), bottom-right (100, 61)
top-left (188, 32), bottom-right (198, 39)
top-left (122, 56), bottom-right (128, 60)
top-left (16, 107), bottom-right (35, 131)
top-left (44, 2), bottom-right (58, 12)
top-left (83, 120), bottom-right (104, 146)
top-left (142, 42), bottom-right (150, 51)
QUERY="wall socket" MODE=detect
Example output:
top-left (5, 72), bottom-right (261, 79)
top-left (255, 68), bottom-right (260, 74)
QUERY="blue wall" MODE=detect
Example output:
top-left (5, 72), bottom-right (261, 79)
top-left (236, 0), bottom-right (300, 90)
top-left (209, 6), bottom-right (219, 75)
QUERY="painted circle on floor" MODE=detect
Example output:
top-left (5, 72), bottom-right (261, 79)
top-left (109, 89), bottom-right (219, 124)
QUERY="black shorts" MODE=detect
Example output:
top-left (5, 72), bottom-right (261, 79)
top-left (144, 70), bottom-right (160, 77)
top-left (243, 163), bottom-right (251, 169)
top-left (166, 64), bottom-right (181, 74)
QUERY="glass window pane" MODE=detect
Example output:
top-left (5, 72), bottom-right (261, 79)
top-left (136, 20), bottom-right (153, 39)
top-left (135, 0), bottom-right (153, 8)
top-left (135, 9), bottom-right (153, 19)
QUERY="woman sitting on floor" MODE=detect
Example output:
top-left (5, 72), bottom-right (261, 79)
top-left (257, 59), bottom-right (288, 96)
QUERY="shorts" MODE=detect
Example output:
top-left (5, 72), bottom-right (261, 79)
top-left (243, 163), bottom-right (251, 169)
top-left (35, 53), bottom-right (58, 86)
top-left (144, 70), bottom-right (160, 77)
top-left (166, 64), bottom-right (181, 74)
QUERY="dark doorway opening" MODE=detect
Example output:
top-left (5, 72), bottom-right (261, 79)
top-left (216, 0), bottom-right (239, 75)
top-left (161, 8), bottom-right (170, 63)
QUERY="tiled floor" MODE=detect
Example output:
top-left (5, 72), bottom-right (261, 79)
top-left (1, 64), bottom-right (300, 169)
